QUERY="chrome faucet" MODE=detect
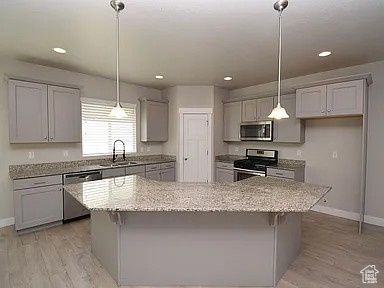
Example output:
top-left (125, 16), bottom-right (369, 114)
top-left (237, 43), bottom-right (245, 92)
top-left (112, 139), bottom-right (126, 162)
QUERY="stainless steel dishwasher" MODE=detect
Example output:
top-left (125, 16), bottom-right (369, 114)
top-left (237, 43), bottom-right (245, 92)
top-left (63, 171), bottom-right (102, 223)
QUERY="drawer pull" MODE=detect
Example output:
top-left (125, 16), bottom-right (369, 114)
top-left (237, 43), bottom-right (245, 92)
top-left (33, 181), bottom-right (46, 185)
top-left (275, 173), bottom-right (284, 176)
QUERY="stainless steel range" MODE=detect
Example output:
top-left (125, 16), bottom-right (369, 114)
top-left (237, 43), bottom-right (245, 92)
top-left (233, 149), bottom-right (278, 181)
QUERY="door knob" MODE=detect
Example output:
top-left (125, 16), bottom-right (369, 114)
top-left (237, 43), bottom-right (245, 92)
top-left (184, 158), bottom-right (188, 161)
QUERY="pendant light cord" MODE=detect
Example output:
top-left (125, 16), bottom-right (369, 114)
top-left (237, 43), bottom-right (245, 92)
top-left (277, 10), bottom-right (282, 105)
top-left (116, 11), bottom-right (120, 104)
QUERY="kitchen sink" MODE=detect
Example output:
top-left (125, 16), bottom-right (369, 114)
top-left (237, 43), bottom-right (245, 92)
top-left (100, 161), bottom-right (138, 167)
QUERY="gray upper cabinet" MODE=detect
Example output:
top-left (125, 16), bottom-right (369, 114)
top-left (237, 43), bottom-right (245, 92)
top-left (48, 85), bottom-right (81, 143)
top-left (273, 94), bottom-right (305, 143)
top-left (256, 97), bottom-right (274, 121)
top-left (223, 102), bottom-right (242, 141)
top-left (326, 80), bottom-right (364, 116)
top-left (140, 99), bottom-right (168, 142)
top-left (8, 79), bottom-right (81, 143)
top-left (296, 80), bottom-right (365, 118)
top-left (9, 80), bottom-right (49, 143)
top-left (241, 99), bottom-right (257, 122)
top-left (296, 86), bottom-right (327, 118)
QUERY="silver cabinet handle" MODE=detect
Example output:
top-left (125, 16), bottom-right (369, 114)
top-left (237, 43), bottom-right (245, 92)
top-left (59, 188), bottom-right (62, 191)
top-left (327, 109), bottom-right (331, 112)
top-left (33, 181), bottom-right (46, 185)
top-left (321, 110), bottom-right (325, 113)
top-left (44, 136), bottom-right (47, 139)
top-left (50, 136), bottom-right (53, 139)
top-left (275, 172), bottom-right (284, 176)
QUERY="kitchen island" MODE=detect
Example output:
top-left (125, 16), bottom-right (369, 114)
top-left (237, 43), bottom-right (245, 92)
top-left (64, 175), bottom-right (331, 287)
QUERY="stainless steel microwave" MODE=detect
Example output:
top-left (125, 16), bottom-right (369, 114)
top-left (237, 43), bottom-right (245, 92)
top-left (239, 121), bottom-right (273, 141)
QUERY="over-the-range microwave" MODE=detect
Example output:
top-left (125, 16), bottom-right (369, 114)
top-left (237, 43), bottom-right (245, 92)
top-left (239, 121), bottom-right (273, 141)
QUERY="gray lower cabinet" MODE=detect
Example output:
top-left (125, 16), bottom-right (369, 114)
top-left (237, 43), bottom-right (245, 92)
top-left (8, 79), bottom-right (81, 143)
top-left (102, 167), bottom-right (126, 179)
top-left (146, 170), bottom-right (161, 181)
top-left (161, 168), bottom-right (175, 182)
top-left (267, 167), bottom-right (305, 182)
top-left (273, 94), bottom-right (305, 143)
top-left (145, 162), bottom-right (176, 181)
top-left (216, 162), bottom-right (234, 183)
top-left (14, 175), bottom-right (63, 231)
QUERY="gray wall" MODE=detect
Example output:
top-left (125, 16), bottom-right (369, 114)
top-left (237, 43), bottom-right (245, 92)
top-left (228, 60), bottom-right (384, 220)
top-left (0, 60), bottom-right (162, 221)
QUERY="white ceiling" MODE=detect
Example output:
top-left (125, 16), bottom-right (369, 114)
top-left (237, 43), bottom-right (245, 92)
top-left (0, 0), bottom-right (383, 89)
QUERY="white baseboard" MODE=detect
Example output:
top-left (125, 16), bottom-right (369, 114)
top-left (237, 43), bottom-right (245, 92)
top-left (311, 205), bottom-right (384, 227)
top-left (0, 217), bottom-right (15, 228)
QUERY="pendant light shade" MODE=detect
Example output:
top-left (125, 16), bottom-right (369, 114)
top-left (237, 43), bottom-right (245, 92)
top-left (269, 0), bottom-right (289, 120)
top-left (109, 0), bottom-right (127, 118)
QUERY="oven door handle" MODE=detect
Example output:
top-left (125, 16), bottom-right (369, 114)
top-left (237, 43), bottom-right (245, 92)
top-left (233, 168), bottom-right (265, 177)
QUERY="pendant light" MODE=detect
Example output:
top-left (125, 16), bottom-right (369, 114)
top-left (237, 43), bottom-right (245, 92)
top-left (268, 0), bottom-right (289, 120)
top-left (109, 0), bottom-right (127, 118)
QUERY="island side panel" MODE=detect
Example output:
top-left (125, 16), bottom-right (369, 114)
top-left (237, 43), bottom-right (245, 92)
top-left (91, 211), bottom-right (120, 284)
top-left (118, 211), bottom-right (275, 287)
top-left (274, 213), bottom-right (302, 286)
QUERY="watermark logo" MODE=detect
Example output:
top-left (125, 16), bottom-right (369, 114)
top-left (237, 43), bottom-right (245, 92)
top-left (360, 265), bottom-right (379, 284)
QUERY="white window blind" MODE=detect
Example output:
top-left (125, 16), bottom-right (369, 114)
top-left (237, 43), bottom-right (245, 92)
top-left (81, 98), bottom-right (136, 156)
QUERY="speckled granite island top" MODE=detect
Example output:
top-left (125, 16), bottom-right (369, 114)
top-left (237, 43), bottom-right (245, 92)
top-left (64, 175), bottom-right (331, 213)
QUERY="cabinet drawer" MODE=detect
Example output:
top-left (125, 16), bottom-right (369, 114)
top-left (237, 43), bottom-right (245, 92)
top-left (146, 164), bottom-right (161, 171)
top-left (14, 175), bottom-right (62, 190)
top-left (14, 184), bottom-right (63, 231)
top-left (126, 165), bottom-right (145, 175)
top-left (160, 162), bottom-right (175, 169)
top-left (267, 168), bottom-right (295, 179)
top-left (216, 162), bottom-right (234, 170)
top-left (102, 167), bottom-right (126, 179)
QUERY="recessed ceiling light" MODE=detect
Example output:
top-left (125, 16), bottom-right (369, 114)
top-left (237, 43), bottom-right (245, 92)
top-left (53, 47), bottom-right (67, 54)
top-left (319, 51), bottom-right (331, 57)
top-left (155, 75), bottom-right (164, 79)
top-left (224, 76), bottom-right (233, 81)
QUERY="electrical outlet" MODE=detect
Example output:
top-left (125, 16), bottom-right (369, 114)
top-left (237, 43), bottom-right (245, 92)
top-left (140, 147), bottom-right (144, 153)
top-left (63, 150), bottom-right (69, 157)
top-left (28, 151), bottom-right (35, 159)
top-left (235, 146), bottom-right (239, 152)
top-left (147, 146), bottom-right (151, 152)
top-left (332, 151), bottom-right (338, 158)
top-left (297, 149), bottom-right (302, 156)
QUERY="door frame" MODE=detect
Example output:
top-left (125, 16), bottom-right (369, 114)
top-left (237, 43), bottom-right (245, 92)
top-left (179, 108), bottom-right (213, 182)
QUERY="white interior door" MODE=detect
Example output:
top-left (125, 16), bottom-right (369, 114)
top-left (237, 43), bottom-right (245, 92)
top-left (183, 114), bottom-right (209, 182)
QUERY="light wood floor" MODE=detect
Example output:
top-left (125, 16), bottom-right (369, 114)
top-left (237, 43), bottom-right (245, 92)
top-left (0, 212), bottom-right (383, 288)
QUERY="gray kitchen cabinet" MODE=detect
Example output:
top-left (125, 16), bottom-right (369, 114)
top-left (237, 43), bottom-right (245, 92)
top-left (296, 79), bottom-right (365, 118)
top-left (48, 85), bottom-right (81, 142)
top-left (126, 165), bottom-right (145, 176)
top-left (216, 162), bottom-right (234, 183)
top-left (140, 99), bottom-right (168, 142)
top-left (8, 79), bottom-right (81, 143)
top-left (273, 94), bottom-right (305, 143)
top-left (161, 168), bottom-right (175, 182)
top-left (14, 175), bottom-right (63, 231)
top-left (223, 102), bottom-right (242, 141)
top-left (296, 85), bottom-right (327, 118)
top-left (241, 99), bottom-right (257, 122)
top-left (8, 80), bottom-right (49, 143)
top-left (256, 97), bottom-right (274, 121)
top-left (102, 167), bottom-right (126, 179)
top-left (326, 80), bottom-right (364, 116)
top-left (146, 170), bottom-right (161, 181)
top-left (267, 167), bottom-right (304, 182)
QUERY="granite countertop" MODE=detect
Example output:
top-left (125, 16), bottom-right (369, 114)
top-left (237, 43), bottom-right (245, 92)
top-left (63, 175), bottom-right (331, 213)
top-left (9, 155), bottom-right (176, 180)
top-left (216, 155), bottom-right (305, 171)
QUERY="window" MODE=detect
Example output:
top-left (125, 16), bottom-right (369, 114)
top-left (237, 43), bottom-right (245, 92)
top-left (81, 98), bottom-right (136, 156)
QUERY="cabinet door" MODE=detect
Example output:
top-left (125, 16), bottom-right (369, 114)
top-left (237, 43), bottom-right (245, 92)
top-left (326, 80), bottom-right (364, 116)
top-left (146, 170), bottom-right (161, 181)
top-left (273, 94), bottom-right (305, 143)
top-left (14, 185), bottom-right (63, 231)
top-left (256, 97), bottom-right (274, 121)
top-left (102, 168), bottom-right (126, 179)
top-left (216, 168), bottom-right (234, 183)
top-left (142, 101), bottom-right (168, 142)
top-left (48, 85), bottom-right (81, 142)
top-left (8, 80), bottom-right (49, 143)
top-left (223, 102), bottom-right (242, 141)
top-left (161, 168), bottom-right (175, 182)
top-left (241, 99), bottom-right (257, 122)
top-left (296, 86), bottom-right (327, 118)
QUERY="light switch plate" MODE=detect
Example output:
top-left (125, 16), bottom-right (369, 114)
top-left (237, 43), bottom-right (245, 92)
top-left (147, 147), bottom-right (151, 152)
top-left (28, 151), bottom-right (35, 159)
top-left (63, 150), bottom-right (69, 157)
top-left (235, 146), bottom-right (239, 152)
top-left (332, 151), bottom-right (338, 158)
top-left (140, 147), bottom-right (144, 153)
top-left (297, 150), bottom-right (302, 156)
